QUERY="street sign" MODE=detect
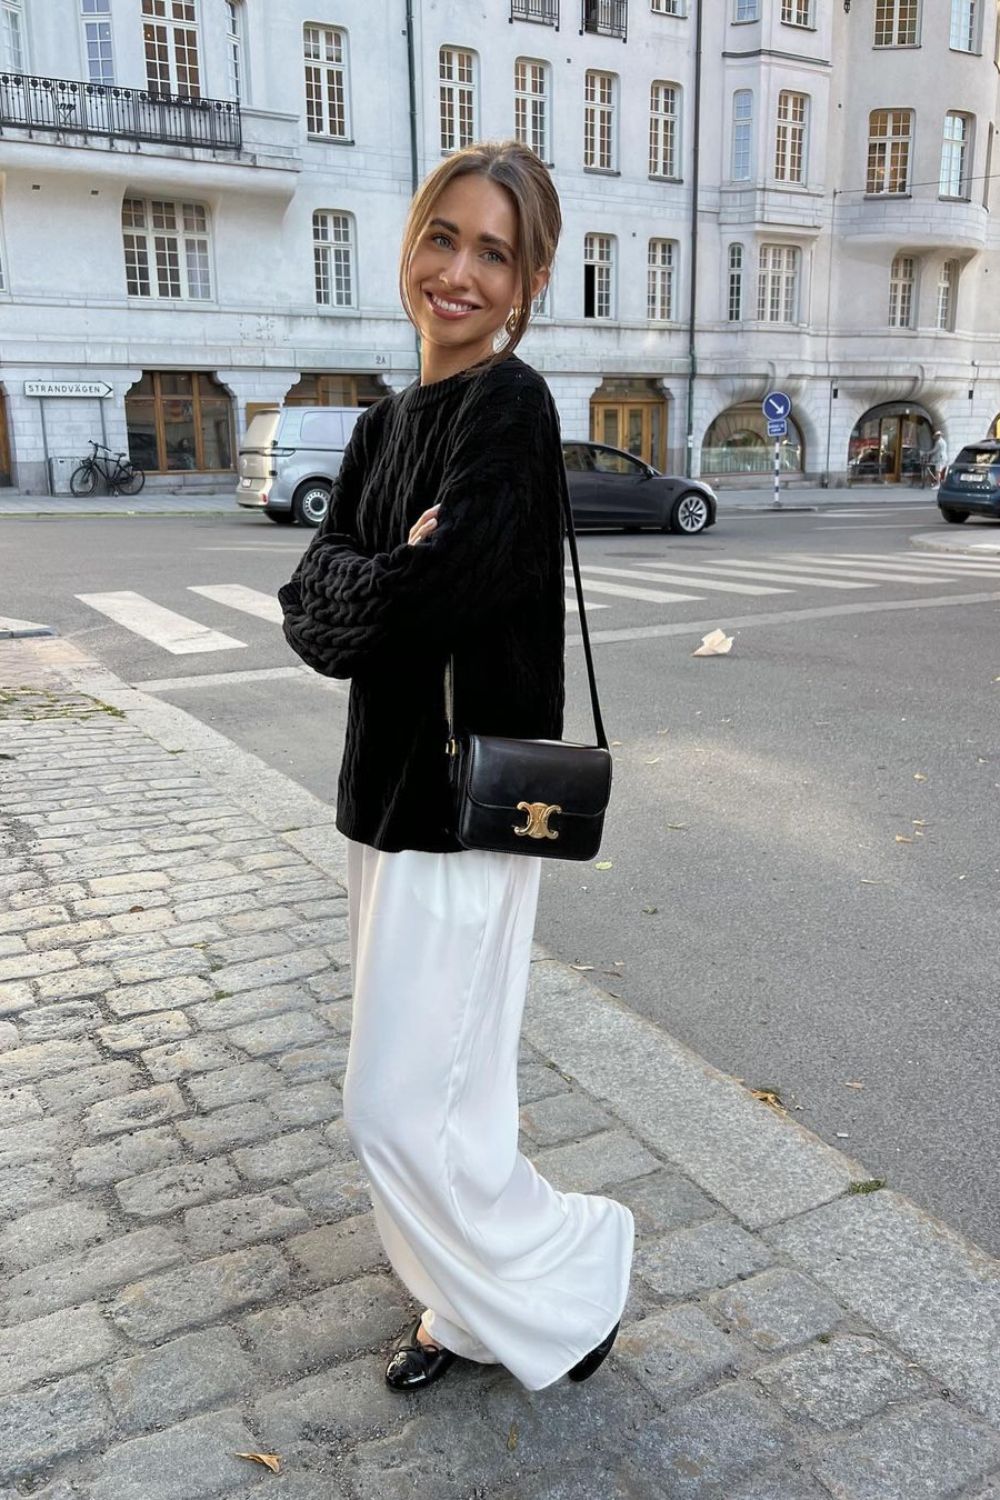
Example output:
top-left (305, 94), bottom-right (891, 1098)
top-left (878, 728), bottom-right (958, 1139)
top-left (762, 391), bottom-right (791, 421)
top-left (24, 381), bottom-right (113, 399)
top-left (767, 418), bottom-right (788, 438)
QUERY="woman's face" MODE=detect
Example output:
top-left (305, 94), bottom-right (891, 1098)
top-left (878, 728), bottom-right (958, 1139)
top-left (406, 174), bottom-right (530, 371)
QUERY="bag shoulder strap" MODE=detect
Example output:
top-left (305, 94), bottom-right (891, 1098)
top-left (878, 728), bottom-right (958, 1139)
top-left (445, 463), bottom-right (608, 751)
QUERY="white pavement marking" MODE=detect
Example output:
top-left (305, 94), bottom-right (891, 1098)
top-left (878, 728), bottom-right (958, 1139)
top-left (189, 584), bottom-right (284, 623)
top-left (640, 560), bottom-right (871, 590)
top-left (815, 522), bottom-right (938, 530)
top-left (561, 576), bottom-right (703, 605)
top-left (833, 551), bottom-right (1000, 573)
top-left (0, 616), bottom-right (53, 632)
top-left (140, 665), bottom-right (346, 694)
top-left (765, 557), bottom-right (960, 584)
top-left (565, 589), bottom-right (1000, 648)
top-left (75, 592), bottom-right (246, 655)
top-left (565, 593), bottom-right (609, 612)
top-left (577, 564), bottom-right (790, 597)
top-left (197, 545), bottom-right (304, 552)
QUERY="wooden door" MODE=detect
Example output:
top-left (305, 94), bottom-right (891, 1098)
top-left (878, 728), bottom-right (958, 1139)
top-left (590, 400), bottom-right (666, 469)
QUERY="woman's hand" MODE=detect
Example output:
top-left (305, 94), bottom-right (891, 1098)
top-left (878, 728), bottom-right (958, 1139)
top-left (407, 505), bottom-right (440, 546)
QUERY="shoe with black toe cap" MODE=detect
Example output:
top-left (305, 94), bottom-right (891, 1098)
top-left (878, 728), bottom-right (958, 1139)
top-left (384, 1316), bottom-right (458, 1391)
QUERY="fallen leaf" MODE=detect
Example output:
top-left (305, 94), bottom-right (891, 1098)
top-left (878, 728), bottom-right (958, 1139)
top-left (657, 727), bottom-right (670, 735)
top-left (128, 905), bottom-right (145, 913)
top-left (859, 879), bottom-right (884, 885)
top-left (842, 1081), bottom-right (865, 1090)
top-left (644, 757), bottom-right (662, 765)
top-left (570, 964), bottom-right (595, 971)
top-left (895, 835), bottom-right (914, 844)
top-left (236, 1454), bottom-right (281, 1474)
top-left (611, 740), bottom-right (623, 747)
top-left (835, 1132), bottom-right (850, 1139)
top-left (665, 823), bottom-right (688, 831)
top-left (750, 1088), bottom-right (786, 1114)
top-left (642, 906), bottom-right (659, 915)
top-left (913, 820), bottom-right (926, 826)
top-left (913, 773), bottom-right (927, 782)
top-left (507, 1422), bottom-right (519, 1452)
top-left (693, 627), bottom-right (734, 657)
top-left (595, 860), bottom-right (613, 870)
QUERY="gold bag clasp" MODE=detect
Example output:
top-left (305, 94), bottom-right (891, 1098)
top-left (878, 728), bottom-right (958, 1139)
top-left (513, 801), bottom-right (561, 840)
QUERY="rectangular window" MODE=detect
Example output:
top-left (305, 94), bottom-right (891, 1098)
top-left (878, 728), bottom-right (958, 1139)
top-left (647, 239), bottom-right (676, 319)
top-left (582, 0), bottom-right (628, 40)
top-left (82, 0), bottom-right (114, 84)
top-left (225, 0), bottom-right (244, 101)
top-left (727, 243), bottom-right (743, 320)
top-left (440, 47), bottom-right (476, 153)
top-left (774, 91), bottom-right (807, 183)
top-left (511, 0), bottom-right (559, 24)
top-left (0, 0), bottom-right (24, 70)
top-left (651, 0), bottom-right (684, 13)
top-left (937, 259), bottom-right (958, 329)
top-left (874, 0), bottom-right (919, 45)
top-left (757, 244), bottom-right (800, 322)
top-left (867, 109), bottom-right (912, 193)
top-left (780, 0), bottom-right (811, 24)
top-left (731, 89), bottom-right (753, 180)
top-left (142, 0), bottom-right (200, 98)
top-left (734, 0), bottom-right (759, 17)
top-left (532, 281), bottom-right (550, 316)
top-left (649, 82), bottom-right (679, 178)
top-left (950, 0), bottom-right (978, 50)
top-left (304, 25), bottom-right (349, 138)
top-left (313, 211), bottom-right (355, 308)
top-left (888, 254), bottom-right (915, 327)
top-left (514, 58), bottom-right (549, 160)
top-left (584, 233), bottom-right (614, 318)
top-left (940, 112), bottom-right (972, 196)
top-left (584, 71), bottom-right (616, 170)
top-left (122, 197), bottom-right (211, 301)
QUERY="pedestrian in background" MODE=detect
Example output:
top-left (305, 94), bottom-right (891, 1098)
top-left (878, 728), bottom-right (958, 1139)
top-left (278, 140), bottom-right (634, 1394)
top-left (931, 429), bottom-right (949, 484)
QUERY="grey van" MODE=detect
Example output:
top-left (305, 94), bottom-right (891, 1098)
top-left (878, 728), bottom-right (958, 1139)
top-left (235, 405), bottom-right (364, 527)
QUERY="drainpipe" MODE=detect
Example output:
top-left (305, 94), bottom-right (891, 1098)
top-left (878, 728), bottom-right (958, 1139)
top-left (684, 0), bottom-right (703, 477)
top-left (405, 0), bottom-right (422, 369)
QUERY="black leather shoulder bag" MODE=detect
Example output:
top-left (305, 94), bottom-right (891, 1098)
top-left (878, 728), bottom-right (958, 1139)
top-left (445, 468), bottom-right (612, 862)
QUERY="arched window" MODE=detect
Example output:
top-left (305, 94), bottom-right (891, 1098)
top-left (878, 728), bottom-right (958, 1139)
top-left (304, 24), bottom-right (350, 139)
top-left (702, 403), bottom-right (804, 476)
top-left (285, 373), bottom-right (387, 408)
top-left (888, 253), bottom-right (915, 327)
top-left (126, 372), bottom-right (234, 472)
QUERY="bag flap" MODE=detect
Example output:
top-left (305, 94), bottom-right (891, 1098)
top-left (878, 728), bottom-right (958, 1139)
top-left (460, 735), bottom-right (612, 819)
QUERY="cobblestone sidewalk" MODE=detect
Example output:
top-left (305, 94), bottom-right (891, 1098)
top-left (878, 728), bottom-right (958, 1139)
top-left (1, 639), bottom-right (999, 1500)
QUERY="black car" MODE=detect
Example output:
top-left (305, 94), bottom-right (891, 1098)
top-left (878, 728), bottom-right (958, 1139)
top-left (938, 440), bottom-right (1000, 524)
top-left (562, 441), bottom-right (717, 534)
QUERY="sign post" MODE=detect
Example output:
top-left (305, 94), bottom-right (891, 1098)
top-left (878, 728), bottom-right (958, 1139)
top-left (762, 392), bottom-right (792, 510)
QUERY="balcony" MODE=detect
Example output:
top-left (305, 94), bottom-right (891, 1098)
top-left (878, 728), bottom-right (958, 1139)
top-left (838, 193), bottom-right (988, 252)
top-left (0, 71), bottom-right (241, 151)
top-left (582, 0), bottom-right (627, 39)
top-left (511, 0), bottom-right (559, 22)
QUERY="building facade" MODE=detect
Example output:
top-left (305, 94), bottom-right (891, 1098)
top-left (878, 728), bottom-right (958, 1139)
top-left (1, 0), bottom-right (999, 492)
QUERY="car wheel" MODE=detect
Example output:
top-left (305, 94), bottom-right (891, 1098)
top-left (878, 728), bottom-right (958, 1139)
top-left (940, 508), bottom-right (969, 524)
top-left (292, 481), bottom-right (331, 527)
top-left (667, 491), bottom-right (711, 535)
top-left (264, 510), bottom-right (295, 525)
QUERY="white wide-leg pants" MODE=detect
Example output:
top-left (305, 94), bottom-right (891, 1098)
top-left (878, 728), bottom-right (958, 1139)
top-left (341, 837), bottom-right (635, 1392)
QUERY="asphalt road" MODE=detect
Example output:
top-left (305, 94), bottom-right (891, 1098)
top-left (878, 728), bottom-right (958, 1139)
top-left (3, 498), bottom-right (999, 1256)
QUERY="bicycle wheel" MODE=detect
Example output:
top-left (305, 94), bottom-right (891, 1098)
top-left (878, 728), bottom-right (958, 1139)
top-left (69, 462), bottom-right (97, 496)
top-left (116, 464), bottom-right (145, 496)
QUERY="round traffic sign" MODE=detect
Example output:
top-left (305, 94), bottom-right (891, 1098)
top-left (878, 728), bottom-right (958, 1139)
top-left (762, 391), bottom-right (792, 420)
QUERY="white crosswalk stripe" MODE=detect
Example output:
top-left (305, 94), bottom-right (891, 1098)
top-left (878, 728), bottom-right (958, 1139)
top-left (831, 551), bottom-right (1000, 574)
top-left (76, 592), bottom-right (246, 655)
top-left (563, 576), bottom-right (702, 605)
top-left (707, 557), bottom-right (946, 585)
top-left (565, 593), bottom-right (608, 612)
top-left (638, 560), bottom-right (872, 590)
top-left (188, 584), bottom-right (284, 623)
top-left (778, 553), bottom-right (1000, 580)
top-left (577, 565), bottom-right (791, 597)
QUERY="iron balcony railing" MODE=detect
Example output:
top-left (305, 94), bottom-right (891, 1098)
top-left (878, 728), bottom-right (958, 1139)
top-left (511, 0), bottom-right (559, 23)
top-left (0, 72), bottom-right (242, 151)
top-left (582, 0), bottom-right (627, 38)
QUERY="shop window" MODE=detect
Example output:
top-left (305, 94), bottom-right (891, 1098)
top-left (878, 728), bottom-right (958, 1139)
top-left (284, 373), bottom-right (387, 407)
top-left (126, 371), bottom-right (234, 472)
top-left (702, 403), bottom-right (804, 476)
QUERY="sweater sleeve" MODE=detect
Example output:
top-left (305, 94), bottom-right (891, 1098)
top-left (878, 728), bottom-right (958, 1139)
top-left (278, 372), bottom-right (558, 680)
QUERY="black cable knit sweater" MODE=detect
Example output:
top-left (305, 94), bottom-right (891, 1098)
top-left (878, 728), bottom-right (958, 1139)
top-left (277, 354), bottom-right (567, 853)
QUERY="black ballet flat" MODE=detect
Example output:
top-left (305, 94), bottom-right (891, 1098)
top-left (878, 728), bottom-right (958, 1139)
top-left (384, 1316), bottom-right (458, 1391)
top-left (567, 1319), bottom-right (621, 1383)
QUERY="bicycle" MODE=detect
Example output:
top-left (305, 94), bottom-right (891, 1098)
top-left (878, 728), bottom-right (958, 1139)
top-left (70, 440), bottom-right (145, 497)
top-left (910, 454), bottom-right (939, 489)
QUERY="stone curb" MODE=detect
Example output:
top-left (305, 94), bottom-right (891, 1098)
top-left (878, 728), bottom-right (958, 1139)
top-left (910, 529), bottom-right (1000, 558)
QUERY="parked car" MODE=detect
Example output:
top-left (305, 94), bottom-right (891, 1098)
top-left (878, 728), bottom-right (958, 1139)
top-left (937, 439), bottom-right (1000, 524)
top-left (562, 441), bottom-right (717, 534)
top-left (235, 405), bottom-right (364, 526)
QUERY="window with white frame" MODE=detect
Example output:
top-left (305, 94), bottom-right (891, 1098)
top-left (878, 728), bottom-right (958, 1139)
top-left (583, 233), bottom-right (615, 317)
top-left (647, 239), bottom-right (677, 319)
top-left (82, 0), bottom-right (114, 84)
top-left (731, 89), bottom-right (753, 180)
top-left (142, 0), bottom-right (200, 98)
top-left (733, 0), bottom-right (759, 17)
top-left (532, 280), bottom-right (550, 316)
top-left (940, 112), bottom-right (973, 196)
top-left (727, 243), bottom-right (744, 320)
top-left (874, 0), bottom-right (919, 46)
top-left (304, 25), bottom-right (349, 139)
top-left (514, 58), bottom-right (549, 160)
top-left (649, 82), bottom-right (680, 178)
top-left (780, 0), bottom-right (811, 24)
top-left (774, 91), bottom-right (807, 182)
top-left (888, 254), bottom-right (915, 326)
top-left (949, 0), bottom-right (979, 50)
top-left (313, 211), bottom-right (355, 308)
top-left (867, 109), bottom-right (912, 193)
top-left (122, 197), bottom-right (211, 300)
top-left (224, 0), bottom-right (245, 102)
top-left (584, 71), bottom-right (616, 171)
top-left (651, 0), bottom-right (685, 13)
top-left (439, 47), bottom-right (476, 153)
top-left (0, 219), bottom-right (5, 292)
top-left (937, 259), bottom-right (958, 329)
top-left (0, 0), bottom-right (24, 70)
top-left (757, 244), bottom-right (800, 322)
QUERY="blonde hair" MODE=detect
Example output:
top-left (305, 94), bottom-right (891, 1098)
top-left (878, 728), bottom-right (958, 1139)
top-left (398, 140), bottom-right (562, 366)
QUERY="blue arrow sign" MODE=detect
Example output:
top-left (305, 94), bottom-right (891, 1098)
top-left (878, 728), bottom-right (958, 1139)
top-left (762, 391), bottom-right (792, 420)
top-left (767, 419), bottom-right (788, 438)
